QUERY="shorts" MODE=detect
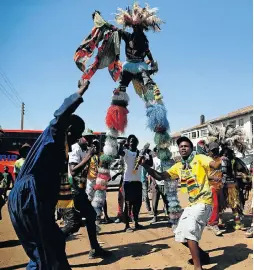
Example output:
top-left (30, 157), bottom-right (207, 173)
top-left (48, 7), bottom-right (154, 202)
top-left (174, 203), bottom-right (212, 243)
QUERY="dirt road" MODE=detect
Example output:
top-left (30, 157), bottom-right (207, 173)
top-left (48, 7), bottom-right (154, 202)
top-left (0, 191), bottom-right (252, 270)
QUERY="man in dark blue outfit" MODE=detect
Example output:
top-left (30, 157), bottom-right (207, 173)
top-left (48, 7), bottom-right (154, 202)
top-left (8, 81), bottom-right (110, 269)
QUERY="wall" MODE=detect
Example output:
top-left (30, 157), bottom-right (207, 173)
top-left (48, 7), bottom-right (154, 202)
top-left (169, 111), bottom-right (253, 157)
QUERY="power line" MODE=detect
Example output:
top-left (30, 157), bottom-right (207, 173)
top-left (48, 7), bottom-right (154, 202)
top-left (0, 68), bottom-right (23, 104)
top-left (0, 68), bottom-right (37, 128)
top-left (0, 83), bottom-right (20, 109)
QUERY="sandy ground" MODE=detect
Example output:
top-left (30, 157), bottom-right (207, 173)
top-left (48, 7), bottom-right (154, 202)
top-left (0, 190), bottom-right (253, 270)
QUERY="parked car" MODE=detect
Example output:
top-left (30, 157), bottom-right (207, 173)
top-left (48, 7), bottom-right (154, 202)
top-left (108, 159), bottom-right (122, 188)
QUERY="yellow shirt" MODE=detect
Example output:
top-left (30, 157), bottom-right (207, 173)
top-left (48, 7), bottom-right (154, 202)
top-left (87, 155), bottom-right (99, 180)
top-left (14, 158), bottom-right (25, 176)
top-left (167, 154), bottom-right (213, 205)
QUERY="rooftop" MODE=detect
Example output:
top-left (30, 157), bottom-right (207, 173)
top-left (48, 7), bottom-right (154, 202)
top-left (172, 105), bottom-right (253, 134)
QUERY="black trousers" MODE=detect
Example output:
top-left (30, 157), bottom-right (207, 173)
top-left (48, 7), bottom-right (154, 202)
top-left (151, 184), bottom-right (169, 216)
top-left (119, 70), bottom-right (155, 88)
top-left (61, 192), bottom-right (99, 250)
top-left (123, 181), bottom-right (142, 227)
top-left (142, 181), bottom-right (151, 211)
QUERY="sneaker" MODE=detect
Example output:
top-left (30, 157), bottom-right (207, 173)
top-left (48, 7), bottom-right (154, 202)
top-left (114, 217), bottom-right (122, 224)
top-left (188, 252), bottom-right (210, 265)
top-left (150, 216), bottom-right (158, 224)
top-left (234, 223), bottom-right (246, 231)
top-left (148, 210), bottom-right (153, 215)
top-left (245, 227), bottom-right (253, 238)
top-left (102, 217), bottom-right (114, 224)
top-left (125, 227), bottom-right (134, 233)
top-left (208, 225), bottom-right (223, 236)
top-left (88, 248), bottom-right (112, 259)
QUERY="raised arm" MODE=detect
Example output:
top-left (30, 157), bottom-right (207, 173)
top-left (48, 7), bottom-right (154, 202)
top-left (50, 80), bottom-right (90, 132)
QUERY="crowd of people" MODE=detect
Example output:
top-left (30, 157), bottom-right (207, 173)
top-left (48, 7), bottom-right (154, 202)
top-left (0, 4), bottom-right (252, 269)
top-left (0, 80), bottom-right (252, 270)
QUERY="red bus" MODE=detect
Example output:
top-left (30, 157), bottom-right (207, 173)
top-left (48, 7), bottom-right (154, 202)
top-left (0, 129), bottom-right (126, 178)
top-left (0, 129), bottom-right (43, 176)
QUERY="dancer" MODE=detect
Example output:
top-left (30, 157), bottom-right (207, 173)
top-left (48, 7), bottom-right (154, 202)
top-left (207, 123), bottom-right (251, 230)
top-left (206, 142), bottom-right (225, 236)
top-left (8, 81), bottom-right (110, 269)
top-left (142, 136), bottom-right (222, 270)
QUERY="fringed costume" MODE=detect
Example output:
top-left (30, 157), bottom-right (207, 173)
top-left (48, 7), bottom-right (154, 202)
top-left (73, 4), bottom-right (181, 222)
top-left (207, 123), bottom-right (252, 230)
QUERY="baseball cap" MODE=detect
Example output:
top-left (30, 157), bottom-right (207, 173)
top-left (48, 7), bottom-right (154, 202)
top-left (176, 136), bottom-right (194, 149)
top-left (209, 142), bottom-right (219, 151)
top-left (82, 129), bottom-right (94, 137)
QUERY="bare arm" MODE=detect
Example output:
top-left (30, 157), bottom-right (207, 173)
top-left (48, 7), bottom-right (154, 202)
top-left (142, 163), bottom-right (169, 181)
top-left (209, 160), bottom-right (221, 170)
top-left (69, 146), bottom-right (95, 176)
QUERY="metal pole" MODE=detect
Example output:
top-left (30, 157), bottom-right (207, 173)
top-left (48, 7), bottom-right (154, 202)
top-left (21, 102), bottom-right (24, 130)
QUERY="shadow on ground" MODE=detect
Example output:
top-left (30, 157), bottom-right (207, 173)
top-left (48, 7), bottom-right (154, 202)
top-left (69, 236), bottom-right (170, 268)
top-left (0, 239), bottom-right (20, 249)
top-left (206, 243), bottom-right (252, 270)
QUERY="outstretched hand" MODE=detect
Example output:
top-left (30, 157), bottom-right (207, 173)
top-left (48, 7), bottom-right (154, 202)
top-left (77, 79), bottom-right (90, 96)
top-left (92, 10), bottom-right (101, 20)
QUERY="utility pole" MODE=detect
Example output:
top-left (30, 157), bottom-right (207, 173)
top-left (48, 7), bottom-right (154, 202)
top-left (21, 102), bottom-right (24, 130)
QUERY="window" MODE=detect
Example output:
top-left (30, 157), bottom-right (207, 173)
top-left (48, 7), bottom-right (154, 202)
top-left (197, 131), bottom-right (200, 138)
top-left (229, 120), bottom-right (236, 128)
top-left (201, 129), bottom-right (208, 137)
top-left (251, 116), bottom-right (253, 134)
top-left (192, 132), bottom-right (196, 139)
top-left (239, 118), bottom-right (244, 126)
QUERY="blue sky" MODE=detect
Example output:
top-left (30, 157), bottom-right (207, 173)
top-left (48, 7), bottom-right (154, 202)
top-left (0, 0), bottom-right (252, 147)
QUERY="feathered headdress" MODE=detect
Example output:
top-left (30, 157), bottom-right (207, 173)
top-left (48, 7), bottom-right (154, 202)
top-left (115, 2), bottom-right (164, 32)
top-left (207, 122), bottom-right (249, 154)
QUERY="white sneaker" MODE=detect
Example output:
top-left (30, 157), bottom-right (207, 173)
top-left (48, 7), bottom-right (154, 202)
top-left (207, 225), bottom-right (223, 236)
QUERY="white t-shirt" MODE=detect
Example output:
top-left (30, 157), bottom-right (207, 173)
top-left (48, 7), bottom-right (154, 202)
top-left (153, 156), bottom-right (165, 185)
top-left (123, 149), bottom-right (142, 182)
top-left (69, 143), bottom-right (86, 164)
